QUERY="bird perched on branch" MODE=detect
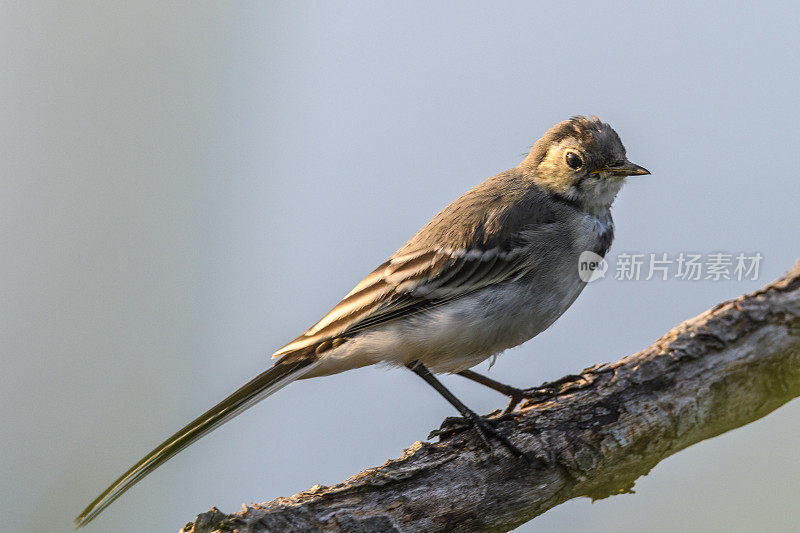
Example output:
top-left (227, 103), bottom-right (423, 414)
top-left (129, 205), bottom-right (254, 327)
top-left (77, 115), bottom-right (649, 527)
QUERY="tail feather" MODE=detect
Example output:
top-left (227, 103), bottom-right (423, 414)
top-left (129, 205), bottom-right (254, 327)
top-left (75, 355), bottom-right (319, 528)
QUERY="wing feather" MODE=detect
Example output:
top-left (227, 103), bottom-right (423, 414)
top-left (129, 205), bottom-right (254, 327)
top-left (271, 245), bottom-right (529, 357)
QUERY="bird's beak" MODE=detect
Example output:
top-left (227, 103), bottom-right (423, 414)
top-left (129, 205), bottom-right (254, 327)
top-left (591, 160), bottom-right (650, 176)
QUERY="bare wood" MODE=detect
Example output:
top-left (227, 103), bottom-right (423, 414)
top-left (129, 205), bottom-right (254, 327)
top-left (183, 262), bottom-right (800, 533)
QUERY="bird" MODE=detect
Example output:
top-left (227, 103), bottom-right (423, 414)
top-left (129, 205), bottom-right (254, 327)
top-left (76, 115), bottom-right (649, 527)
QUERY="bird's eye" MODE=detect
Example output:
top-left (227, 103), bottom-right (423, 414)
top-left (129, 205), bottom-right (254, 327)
top-left (565, 152), bottom-right (583, 169)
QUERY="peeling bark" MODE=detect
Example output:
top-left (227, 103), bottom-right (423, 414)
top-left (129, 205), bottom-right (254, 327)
top-left (183, 262), bottom-right (800, 533)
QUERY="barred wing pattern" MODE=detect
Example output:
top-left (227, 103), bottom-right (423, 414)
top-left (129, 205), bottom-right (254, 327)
top-left (272, 246), bottom-right (530, 358)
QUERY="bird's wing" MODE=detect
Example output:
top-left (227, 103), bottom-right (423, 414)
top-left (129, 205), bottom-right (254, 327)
top-left (272, 170), bottom-right (569, 358)
top-left (271, 245), bottom-right (531, 357)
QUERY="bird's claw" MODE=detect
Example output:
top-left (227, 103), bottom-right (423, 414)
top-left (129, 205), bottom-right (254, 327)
top-left (429, 413), bottom-right (530, 462)
top-left (502, 387), bottom-right (555, 414)
top-left (467, 412), bottom-right (530, 461)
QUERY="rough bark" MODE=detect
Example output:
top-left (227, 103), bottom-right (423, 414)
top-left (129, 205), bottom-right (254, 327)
top-left (183, 262), bottom-right (800, 533)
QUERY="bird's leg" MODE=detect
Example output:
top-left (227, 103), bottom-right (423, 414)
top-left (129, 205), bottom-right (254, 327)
top-left (406, 361), bottom-right (527, 460)
top-left (456, 369), bottom-right (534, 414)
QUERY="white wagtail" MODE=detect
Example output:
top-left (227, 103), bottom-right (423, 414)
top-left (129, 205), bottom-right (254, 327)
top-left (77, 115), bottom-right (649, 527)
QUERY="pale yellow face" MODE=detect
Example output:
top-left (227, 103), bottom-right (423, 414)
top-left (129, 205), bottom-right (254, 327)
top-left (519, 117), bottom-right (648, 213)
top-left (531, 138), bottom-right (626, 210)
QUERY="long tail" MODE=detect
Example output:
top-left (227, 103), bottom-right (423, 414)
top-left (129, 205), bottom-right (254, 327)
top-left (75, 354), bottom-right (319, 528)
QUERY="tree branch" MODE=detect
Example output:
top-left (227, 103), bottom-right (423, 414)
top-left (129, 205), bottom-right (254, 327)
top-left (183, 262), bottom-right (800, 533)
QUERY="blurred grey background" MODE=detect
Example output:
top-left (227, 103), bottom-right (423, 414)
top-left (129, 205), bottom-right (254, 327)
top-left (2, 2), bottom-right (799, 532)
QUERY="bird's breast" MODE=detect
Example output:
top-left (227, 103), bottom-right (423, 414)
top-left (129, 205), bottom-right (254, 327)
top-left (312, 211), bottom-right (615, 375)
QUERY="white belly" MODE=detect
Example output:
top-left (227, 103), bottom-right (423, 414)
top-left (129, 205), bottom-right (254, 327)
top-left (303, 210), bottom-right (611, 378)
top-left (304, 273), bottom-right (587, 377)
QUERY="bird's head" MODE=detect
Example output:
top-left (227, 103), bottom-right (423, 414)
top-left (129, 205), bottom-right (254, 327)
top-left (521, 116), bottom-right (649, 213)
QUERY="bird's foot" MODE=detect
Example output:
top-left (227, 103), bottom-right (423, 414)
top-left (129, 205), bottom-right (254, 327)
top-left (467, 411), bottom-right (530, 461)
top-left (500, 387), bottom-right (553, 414)
top-left (500, 367), bottom-right (613, 412)
top-left (454, 370), bottom-right (556, 414)
top-left (430, 412), bottom-right (530, 462)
